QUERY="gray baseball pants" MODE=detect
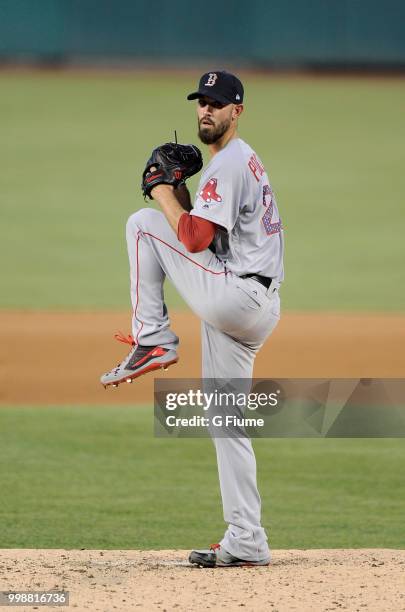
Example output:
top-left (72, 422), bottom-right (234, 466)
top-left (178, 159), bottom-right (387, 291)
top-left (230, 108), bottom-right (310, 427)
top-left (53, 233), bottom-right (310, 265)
top-left (126, 208), bottom-right (280, 561)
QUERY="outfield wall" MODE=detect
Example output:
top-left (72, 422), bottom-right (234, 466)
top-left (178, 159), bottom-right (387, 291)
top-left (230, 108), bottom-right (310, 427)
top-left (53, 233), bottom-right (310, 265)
top-left (1, 0), bottom-right (405, 67)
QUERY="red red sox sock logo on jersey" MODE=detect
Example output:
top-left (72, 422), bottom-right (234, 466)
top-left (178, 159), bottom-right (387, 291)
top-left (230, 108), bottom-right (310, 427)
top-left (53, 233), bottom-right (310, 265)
top-left (199, 178), bottom-right (222, 203)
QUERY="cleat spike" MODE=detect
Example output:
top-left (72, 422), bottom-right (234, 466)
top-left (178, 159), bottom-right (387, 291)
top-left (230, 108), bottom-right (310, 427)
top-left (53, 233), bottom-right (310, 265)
top-left (112, 383), bottom-right (119, 388)
top-left (126, 378), bottom-right (132, 384)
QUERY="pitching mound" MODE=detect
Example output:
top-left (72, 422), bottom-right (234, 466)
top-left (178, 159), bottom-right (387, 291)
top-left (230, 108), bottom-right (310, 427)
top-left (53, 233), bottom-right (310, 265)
top-left (1, 310), bottom-right (404, 405)
top-left (1, 549), bottom-right (404, 611)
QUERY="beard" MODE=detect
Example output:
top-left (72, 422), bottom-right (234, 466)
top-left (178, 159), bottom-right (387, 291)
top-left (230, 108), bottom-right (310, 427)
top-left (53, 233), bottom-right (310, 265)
top-left (198, 116), bottom-right (231, 145)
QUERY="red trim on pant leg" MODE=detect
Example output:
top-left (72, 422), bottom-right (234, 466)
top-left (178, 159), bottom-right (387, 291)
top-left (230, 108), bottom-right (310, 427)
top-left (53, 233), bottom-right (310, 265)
top-left (133, 231), bottom-right (144, 345)
top-left (131, 228), bottom-right (227, 348)
top-left (143, 231), bottom-right (227, 275)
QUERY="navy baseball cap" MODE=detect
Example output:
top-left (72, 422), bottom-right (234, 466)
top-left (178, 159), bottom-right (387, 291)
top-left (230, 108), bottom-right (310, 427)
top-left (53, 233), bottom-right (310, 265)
top-left (187, 71), bottom-right (244, 105)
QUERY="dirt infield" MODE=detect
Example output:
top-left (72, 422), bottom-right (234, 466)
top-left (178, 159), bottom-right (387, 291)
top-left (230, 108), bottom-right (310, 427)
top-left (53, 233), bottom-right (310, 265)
top-left (1, 549), bottom-right (404, 611)
top-left (0, 310), bottom-right (404, 405)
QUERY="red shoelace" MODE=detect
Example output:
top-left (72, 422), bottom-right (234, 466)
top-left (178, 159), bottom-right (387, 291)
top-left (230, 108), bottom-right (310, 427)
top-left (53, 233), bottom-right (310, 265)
top-left (114, 331), bottom-right (135, 346)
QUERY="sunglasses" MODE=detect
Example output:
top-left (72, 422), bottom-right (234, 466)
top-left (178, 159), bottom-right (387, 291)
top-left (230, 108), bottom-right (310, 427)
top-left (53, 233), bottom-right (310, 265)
top-left (198, 98), bottom-right (227, 110)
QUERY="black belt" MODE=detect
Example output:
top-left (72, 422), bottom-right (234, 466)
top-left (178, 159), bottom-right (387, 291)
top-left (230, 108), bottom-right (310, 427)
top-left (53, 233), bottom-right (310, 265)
top-left (240, 273), bottom-right (272, 289)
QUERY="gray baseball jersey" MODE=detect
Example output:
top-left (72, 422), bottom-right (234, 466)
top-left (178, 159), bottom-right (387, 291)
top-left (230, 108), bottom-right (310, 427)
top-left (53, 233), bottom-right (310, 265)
top-left (190, 138), bottom-right (284, 282)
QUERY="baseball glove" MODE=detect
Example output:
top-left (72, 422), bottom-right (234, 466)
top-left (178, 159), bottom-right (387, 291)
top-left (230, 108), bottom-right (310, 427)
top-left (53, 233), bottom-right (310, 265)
top-left (141, 142), bottom-right (203, 199)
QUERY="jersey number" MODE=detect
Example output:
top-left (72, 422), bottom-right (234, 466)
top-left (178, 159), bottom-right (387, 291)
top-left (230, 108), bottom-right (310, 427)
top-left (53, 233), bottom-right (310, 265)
top-left (262, 185), bottom-right (282, 236)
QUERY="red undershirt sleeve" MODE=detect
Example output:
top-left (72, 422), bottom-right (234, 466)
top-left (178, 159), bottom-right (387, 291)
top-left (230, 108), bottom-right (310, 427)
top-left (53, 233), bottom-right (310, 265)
top-left (177, 212), bottom-right (217, 253)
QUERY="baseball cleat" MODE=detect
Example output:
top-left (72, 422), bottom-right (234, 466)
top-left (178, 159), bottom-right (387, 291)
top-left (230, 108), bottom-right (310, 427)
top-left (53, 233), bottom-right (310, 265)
top-left (189, 544), bottom-right (271, 568)
top-left (100, 331), bottom-right (178, 387)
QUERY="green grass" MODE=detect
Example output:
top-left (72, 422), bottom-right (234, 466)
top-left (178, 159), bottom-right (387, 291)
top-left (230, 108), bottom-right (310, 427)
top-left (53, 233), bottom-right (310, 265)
top-left (0, 405), bottom-right (404, 549)
top-left (1, 73), bottom-right (404, 311)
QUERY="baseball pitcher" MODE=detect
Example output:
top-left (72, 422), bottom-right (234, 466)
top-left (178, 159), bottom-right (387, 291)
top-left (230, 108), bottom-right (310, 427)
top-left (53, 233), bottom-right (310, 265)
top-left (101, 70), bottom-right (284, 567)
